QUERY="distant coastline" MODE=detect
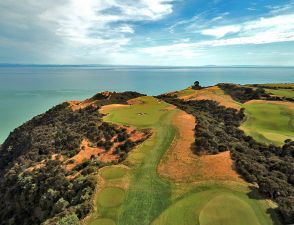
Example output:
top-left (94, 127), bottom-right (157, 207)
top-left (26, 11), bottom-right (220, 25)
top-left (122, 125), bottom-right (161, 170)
top-left (1, 63), bottom-right (294, 68)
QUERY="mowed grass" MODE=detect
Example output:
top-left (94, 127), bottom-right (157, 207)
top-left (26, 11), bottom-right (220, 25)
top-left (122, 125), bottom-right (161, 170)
top-left (100, 167), bottom-right (128, 180)
top-left (89, 218), bottom-right (116, 225)
top-left (152, 186), bottom-right (275, 225)
top-left (241, 101), bottom-right (294, 145)
top-left (97, 187), bottom-right (125, 208)
top-left (265, 88), bottom-right (294, 98)
top-left (86, 96), bottom-right (279, 225)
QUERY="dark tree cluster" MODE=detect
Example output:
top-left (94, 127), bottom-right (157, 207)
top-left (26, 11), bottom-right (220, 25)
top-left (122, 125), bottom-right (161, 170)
top-left (192, 81), bottom-right (202, 90)
top-left (251, 84), bottom-right (294, 90)
top-left (159, 94), bottom-right (294, 224)
top-left (0, 92), bottom-right (146, 225)
top-left (217, 83), bottom-right (270, 103)
top-left (89, 91), bottom-right (145, 107)
top-left (218, 83), bottom-right (294, 103)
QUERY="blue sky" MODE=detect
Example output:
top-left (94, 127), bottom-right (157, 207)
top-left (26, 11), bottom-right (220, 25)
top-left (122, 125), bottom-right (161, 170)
top-left (0, 0), bottom-right (294, 66)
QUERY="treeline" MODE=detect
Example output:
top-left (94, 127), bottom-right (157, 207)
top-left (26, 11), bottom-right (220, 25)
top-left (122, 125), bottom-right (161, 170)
top-left (217, 83), bottom-right (270, 103)
top-left (159, 94), bottom-right (294, 224)
top-left (218, 83), bottom-right (294, 102)
top-left (0, 91), bottom-right (145, 225)
top-left (251, 84), bottom-right (294, 90)
top-left (87, 91), bottom-right (145, 106)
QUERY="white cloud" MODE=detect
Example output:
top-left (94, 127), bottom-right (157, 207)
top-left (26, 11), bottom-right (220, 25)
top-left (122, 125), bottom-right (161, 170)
top-left (39, 0), bottom-right (174, 47)
top-left (0, 0), bottom-right (174, 63)
top-left (201, 25), bottom-right (241, 38)
top-left (140, 13), bottom-right (294, 62)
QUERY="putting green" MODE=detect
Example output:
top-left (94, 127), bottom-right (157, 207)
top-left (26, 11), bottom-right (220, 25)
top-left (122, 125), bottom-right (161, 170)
top-left (241, 101), bottom-right (294, 145)
top-left (100, 167), bottom-right (128, 180)
top-left (199, 194), bottom-right (260, 225)
top-left (89, 218), bottom-right (116, 225)
top-left (152, 188), bottom-right (273, 225)
top-left (97, 187), bottom-right (125, 208)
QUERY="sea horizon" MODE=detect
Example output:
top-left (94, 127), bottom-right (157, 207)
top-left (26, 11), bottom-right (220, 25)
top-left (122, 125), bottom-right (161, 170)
top-left (0, 66), bottom-right (293, 143)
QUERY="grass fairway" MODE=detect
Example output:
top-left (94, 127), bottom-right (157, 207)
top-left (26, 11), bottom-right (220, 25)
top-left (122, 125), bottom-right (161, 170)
top-left (152, 186), bottom-right (274, 225)
top-left (87, 97), bottom-right (176, 225)
top-left (241, 101), bottom-right (294, 145)
top-left (100, 167), bottom-right (129, 180)
top-left (97, 187), bottom-right (125, 208)
top-left (86, 96), bottom-right (279, 225)
top-left (265, 88), bottom-right (294, 98)
top-left (89, 218), bottom-right (116, 225)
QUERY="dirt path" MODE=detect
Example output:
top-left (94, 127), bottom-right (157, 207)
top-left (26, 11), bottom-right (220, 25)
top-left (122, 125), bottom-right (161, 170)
top-left (158, 110), bottom-right (242, 182)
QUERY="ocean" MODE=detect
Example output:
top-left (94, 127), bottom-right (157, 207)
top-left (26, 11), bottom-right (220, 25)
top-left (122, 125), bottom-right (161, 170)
top-left (0, 66), bottom-right (293, 143)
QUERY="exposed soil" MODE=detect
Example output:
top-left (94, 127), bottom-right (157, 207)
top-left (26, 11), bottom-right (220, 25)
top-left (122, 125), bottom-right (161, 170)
top-left (65, 139), bottom-right (105, 171)
top-left (67, 100), bottom-right (99, 111)
top-left (65, 127), bottom-right (149, 171)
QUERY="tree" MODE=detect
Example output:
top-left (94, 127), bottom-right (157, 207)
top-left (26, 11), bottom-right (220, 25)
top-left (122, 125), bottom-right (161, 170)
top-left (192, 81), bottom-right (201, 90)
top-left (56, 213), bottom-right (80, 225)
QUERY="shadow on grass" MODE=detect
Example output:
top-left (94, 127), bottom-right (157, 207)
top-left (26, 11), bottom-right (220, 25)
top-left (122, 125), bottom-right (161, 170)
top-left (247, 186), bottom-right (282, 225)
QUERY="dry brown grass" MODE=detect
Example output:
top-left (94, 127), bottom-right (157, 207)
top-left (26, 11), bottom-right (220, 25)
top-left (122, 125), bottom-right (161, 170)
top-left (179, 86), bottom-right (241, 110)
top-left (158, 110), bottom-right (242, 182)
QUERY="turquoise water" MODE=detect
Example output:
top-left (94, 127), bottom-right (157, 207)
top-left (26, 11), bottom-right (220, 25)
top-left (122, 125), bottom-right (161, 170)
top-left (0, 66), bottom-right (293, 143)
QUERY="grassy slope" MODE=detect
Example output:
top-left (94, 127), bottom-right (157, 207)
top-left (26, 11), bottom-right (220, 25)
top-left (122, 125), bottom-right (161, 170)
top-left (86, 96), bottom-right (278, 225)
top-left (241, 102), bottom-right (294, 145)
top-left (264, 88), bottom-right (294, 98)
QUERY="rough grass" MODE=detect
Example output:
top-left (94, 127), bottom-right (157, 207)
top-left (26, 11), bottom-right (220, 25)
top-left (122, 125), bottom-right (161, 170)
top-left (241, 101), bottom-right (294, 145)
top-left (175, 86), bottom-right (241, 110)
top-left (158, 111), bottom-right (241, 182)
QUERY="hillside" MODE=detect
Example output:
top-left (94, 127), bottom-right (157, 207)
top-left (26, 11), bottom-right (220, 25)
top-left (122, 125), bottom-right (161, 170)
top-left (0, 91), bottom-right (148, 225)
top-left (0, 83), bottom-right (293, 225)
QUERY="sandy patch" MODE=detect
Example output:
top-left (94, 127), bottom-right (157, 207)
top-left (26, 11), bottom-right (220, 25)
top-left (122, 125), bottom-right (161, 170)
top-left (65, 139), bottom-right (105, 171)
top-left (158, 110), bottom-right (242, 182)
top-left (68, 100), bottom-right (100, 111)
top-left (26, 162), bottom-right (45, 172)
top-left (99, 104), bottom-right (128, 114)
top-left (65, 128), bottom-right (150, 171)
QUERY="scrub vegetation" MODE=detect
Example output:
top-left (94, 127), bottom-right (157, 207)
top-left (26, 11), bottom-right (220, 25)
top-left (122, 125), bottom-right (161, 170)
top-left (0, 91), bottom-right (147, 225)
